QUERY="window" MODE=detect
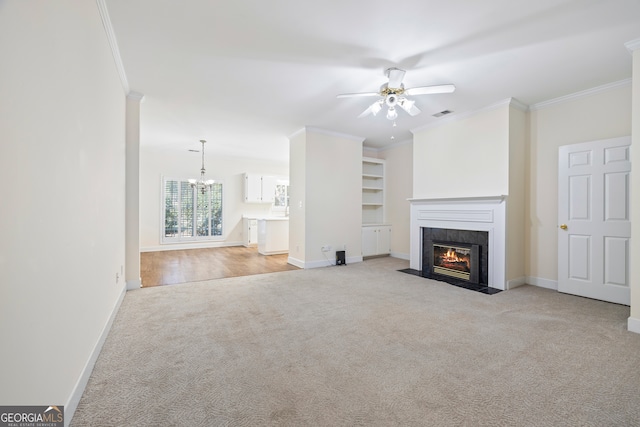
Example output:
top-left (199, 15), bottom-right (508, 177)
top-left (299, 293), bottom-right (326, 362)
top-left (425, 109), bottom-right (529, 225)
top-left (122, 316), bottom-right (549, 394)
top-left (163, 178), bottom-right (223, 242)
top-left (273, 179), bottom-right (290, 212)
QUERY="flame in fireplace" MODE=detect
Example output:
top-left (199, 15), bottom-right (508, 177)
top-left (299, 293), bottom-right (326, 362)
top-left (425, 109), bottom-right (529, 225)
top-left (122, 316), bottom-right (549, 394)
top-left (443, 248), bottom-right (462, 263)
top-left (434, 245), bottom-right (471, 272)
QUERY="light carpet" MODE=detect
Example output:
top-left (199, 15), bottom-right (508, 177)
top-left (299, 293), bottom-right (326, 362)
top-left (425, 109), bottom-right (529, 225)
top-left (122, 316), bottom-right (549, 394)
top-left (71, 257), bottom-right (640, 426)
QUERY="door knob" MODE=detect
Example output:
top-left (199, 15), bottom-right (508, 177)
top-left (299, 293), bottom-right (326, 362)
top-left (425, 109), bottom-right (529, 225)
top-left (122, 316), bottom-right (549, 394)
top-left (560, 224), bottom-right (568, 230)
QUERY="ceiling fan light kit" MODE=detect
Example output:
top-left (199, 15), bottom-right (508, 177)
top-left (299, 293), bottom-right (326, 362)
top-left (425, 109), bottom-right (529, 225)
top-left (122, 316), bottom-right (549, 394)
top-left (386, 107), bottom-right (398, 120)
top-left (338, 67), bottom-right (455, 122)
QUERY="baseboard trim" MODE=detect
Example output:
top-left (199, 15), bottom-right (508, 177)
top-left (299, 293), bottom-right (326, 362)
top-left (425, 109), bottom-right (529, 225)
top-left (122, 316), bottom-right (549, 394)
top-left (526, 276), bottom-right (558, 291)
top-left (287, 256), bottom-right (305, 268)
top-left (126, 278), bottom-right (141, 291)
top-left (506, 276), bottom-right (527, 290)
top-left (628, 317), bottom-right (640, 334)
top-left (65, 285), bottom-right (126, 426)
top-left (390, 251), bottom-right (410, 261)
top-left (286, 256), bottom-right (363, 269)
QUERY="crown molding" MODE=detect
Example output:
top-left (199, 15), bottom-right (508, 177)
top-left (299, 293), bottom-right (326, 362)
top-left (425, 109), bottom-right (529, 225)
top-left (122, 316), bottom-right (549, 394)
top-left (289, 126), bottom-right (365, 142)
top-left (364, 138), bottom-right (413, 152)
top-left (625, 38), bottom-right (640, 53)
top-left (529, 79), bottom-right (632, 111)
top-left (288, 127), bottom-right (305, 139)
top-left (96, 0), bottom-right (129, 94)
top-left (126, 91), bottom-right (145, 102)
top-left (509, 98), bottom-right (529, 112)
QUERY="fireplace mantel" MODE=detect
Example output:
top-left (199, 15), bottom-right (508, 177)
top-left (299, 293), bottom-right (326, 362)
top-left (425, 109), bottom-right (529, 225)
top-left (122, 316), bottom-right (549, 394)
top-left (409, 196), bottom-right (507, 290)
top-left (408, 195), bottom-right (507, 204)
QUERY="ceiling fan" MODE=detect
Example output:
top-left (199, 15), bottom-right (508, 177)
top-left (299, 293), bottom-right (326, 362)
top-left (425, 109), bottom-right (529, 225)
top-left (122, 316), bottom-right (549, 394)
top-left (337, 68), bottom-right (455, 120)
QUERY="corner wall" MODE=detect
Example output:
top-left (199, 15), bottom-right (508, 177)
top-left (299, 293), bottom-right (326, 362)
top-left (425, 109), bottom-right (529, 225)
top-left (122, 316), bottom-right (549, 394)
top-left (379, 141), bottom-right (413, 259)
top-left (506, 105), bottom-right (527, 286)
top-left (288, 128), bottom-right (363, 267)
top-left (0, 0), bottom-right (126, 414)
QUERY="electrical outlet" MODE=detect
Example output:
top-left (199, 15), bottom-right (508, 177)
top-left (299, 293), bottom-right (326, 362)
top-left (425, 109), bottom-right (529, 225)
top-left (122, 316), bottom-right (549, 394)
top-left (321, 245), bottom-right (331, 252)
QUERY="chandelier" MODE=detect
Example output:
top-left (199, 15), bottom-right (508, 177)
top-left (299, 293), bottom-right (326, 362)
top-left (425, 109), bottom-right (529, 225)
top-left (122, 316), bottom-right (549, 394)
top-left (189, 139), bottom-right (215, 195)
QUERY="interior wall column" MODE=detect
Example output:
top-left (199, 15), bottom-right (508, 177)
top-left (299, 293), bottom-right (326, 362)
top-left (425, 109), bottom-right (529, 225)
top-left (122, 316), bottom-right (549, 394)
top-left (125, 91), bottom-right (144, 290)
top-left (627, 38), bottom-right (640, 333)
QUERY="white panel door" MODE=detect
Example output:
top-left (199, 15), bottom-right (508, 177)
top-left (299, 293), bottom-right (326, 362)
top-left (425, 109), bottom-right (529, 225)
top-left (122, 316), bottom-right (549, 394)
top-left (558, 136), bottom-right (631, 305)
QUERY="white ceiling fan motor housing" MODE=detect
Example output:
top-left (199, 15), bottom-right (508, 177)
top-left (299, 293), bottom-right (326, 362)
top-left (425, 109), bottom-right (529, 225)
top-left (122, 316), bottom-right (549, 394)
top-left (385, 93), bottom-right (398, 107)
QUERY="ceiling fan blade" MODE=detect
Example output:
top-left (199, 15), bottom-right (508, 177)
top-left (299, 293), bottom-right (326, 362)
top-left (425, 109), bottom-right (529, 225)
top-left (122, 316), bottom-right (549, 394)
top-left (405, 84), bottom-right (455, 95)
top-left (357, 100), bottom-right (383, 118)
top-left (398, 98), bottom-right (421, 116)
top-left (386, 68), bottom-right (406, 89)
top-left (337, 92), bottom-right (379, 98)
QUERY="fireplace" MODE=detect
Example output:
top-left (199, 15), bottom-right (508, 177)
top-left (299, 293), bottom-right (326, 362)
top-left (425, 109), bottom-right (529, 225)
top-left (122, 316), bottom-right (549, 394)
top-left (409, 196), bottom-right (508, 290)
top-left (422, 228), bottom-right (488, 285)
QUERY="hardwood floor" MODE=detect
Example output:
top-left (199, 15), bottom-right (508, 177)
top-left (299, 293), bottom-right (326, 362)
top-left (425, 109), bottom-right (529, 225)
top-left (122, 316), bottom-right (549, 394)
top-left (140, 246), bottom-right (299, 287)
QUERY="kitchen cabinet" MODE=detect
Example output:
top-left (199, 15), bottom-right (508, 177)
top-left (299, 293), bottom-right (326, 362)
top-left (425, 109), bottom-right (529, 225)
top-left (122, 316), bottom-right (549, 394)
top-left (362, 225), bottom-right (391, 257)
top-left (244, 173), bottom-right (276, 203)
top-left (257, 218), bottom-right (289, 255)
top-left (242, 217), bottom-right (258, 247)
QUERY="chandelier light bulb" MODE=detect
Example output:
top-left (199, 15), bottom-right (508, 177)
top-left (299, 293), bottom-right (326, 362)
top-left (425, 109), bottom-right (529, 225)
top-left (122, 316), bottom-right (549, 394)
top-left (386, 107), bottom-right (398, 120)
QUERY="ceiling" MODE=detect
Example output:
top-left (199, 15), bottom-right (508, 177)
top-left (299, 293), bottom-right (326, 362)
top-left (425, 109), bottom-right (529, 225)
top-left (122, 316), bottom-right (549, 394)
top-left (104, 0), bottom-right (640, 162)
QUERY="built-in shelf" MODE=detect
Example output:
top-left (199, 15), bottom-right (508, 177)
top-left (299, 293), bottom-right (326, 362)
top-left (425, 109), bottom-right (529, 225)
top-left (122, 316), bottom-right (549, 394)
top-left (362, 157), bottom-right (385, 225)
top-left (362, 157), bottom-right (391, 256)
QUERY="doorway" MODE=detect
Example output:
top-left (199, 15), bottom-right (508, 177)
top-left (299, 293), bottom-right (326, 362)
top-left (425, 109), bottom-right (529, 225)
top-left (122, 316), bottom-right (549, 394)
top-left (558, 136), bottom-right (631, 305)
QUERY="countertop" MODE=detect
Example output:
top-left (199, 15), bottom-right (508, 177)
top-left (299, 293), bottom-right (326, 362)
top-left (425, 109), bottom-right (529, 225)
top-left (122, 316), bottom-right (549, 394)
top-left (243, 215), bottom-right (289, 221)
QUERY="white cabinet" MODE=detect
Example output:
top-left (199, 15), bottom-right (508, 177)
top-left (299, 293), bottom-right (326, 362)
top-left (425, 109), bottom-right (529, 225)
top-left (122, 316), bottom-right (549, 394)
top-left (257, 219), bottom-right (289, 255)
top-left (362, 225), bottom-right (391, 257)
top-left (261, 176), bottom-right (276, 203)
top-left (242, 218), bottom-right (258, 247)
top-left (244, 173), bottom-right (276, 203)
top-left (362, 158), bottom-right (384, 225)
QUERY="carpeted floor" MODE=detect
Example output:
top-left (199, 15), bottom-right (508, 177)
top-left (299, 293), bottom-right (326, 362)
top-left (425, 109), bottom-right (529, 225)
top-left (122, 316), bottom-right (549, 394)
top-left (71, 257), bottom-right (640, 426)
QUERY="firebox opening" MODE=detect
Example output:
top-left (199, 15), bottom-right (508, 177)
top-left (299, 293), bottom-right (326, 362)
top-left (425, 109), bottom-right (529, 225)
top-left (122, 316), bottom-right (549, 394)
top-left (434, 244), bottom-right (471, 280)
top-left (432, 241), bottom-right (480, 283)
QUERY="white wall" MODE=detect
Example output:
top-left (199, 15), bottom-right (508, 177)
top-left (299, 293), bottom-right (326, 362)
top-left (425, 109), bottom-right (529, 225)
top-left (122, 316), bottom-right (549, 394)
top-left (412, 103), bottom-right (510, 199)
top-left (288, 130), bottom-right (307, 263)
top-left (506, 105), bottom-right (527, 284)
top-left (140, 146), bottom-right (288, 251)
top-left (379, 141), bottom-right (413, 259)
top-left (0, 0), bottom-right (126, 413)
top-left (527, 83), bottom-right (632, 285)
top-left (289, 128), bottom-right (362, 267)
